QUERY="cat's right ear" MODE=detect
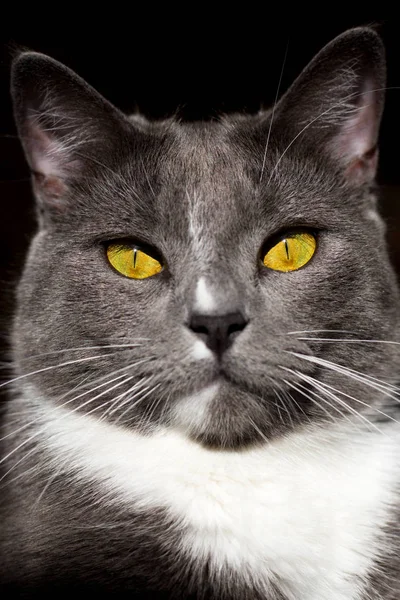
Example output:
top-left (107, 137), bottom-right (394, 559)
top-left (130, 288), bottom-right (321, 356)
top-left (11, 52), bottom-right (132, 210)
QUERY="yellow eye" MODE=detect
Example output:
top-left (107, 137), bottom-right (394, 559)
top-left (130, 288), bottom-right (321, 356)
top-left (106, 243), bottom-right (163, 279)
top-left (262, 232), bottom-right (316, 272)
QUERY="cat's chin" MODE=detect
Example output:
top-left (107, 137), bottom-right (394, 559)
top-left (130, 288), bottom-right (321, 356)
top-left (172, 377), bottom-right (283, 450)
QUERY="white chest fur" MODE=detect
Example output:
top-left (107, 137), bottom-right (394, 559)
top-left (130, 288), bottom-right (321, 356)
top-left (33, 399), bottom-right (399, 600)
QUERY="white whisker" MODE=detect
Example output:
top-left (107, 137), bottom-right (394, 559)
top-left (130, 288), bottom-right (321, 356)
top-left (293, 337), bottom-right (400, 346)
top-left (1, 357), bottom-right (155, 443)
top-left (275, 389), bottom-right (295, 428)
top-left (286, 329), bottom-right (364, 335)
top-left (282, 375), bottom-right (350, 425)
top-left (0, 364), bottom-right (154, 466)
top-left (288, 351), bottom-right (400, 397)
top-left (283, 388), bottom-right (309, 421)
top-left (114, 383), bottom-right (162, 426)
top-left (17, 342), bottom-right (149, 362)
top-left (283, 366), bottom-right (388, 435)
top-left (247, 416), bottom-right (271, 446)
top-left (0, 354), bottom-right (112, 389)
top-left (106, 376), bottom-right (155, 417)
top-left (0, 445), bottom-right (42, 484)
top-left (272, 390), bottom-right (285, 425)
top-left (259, 40), bottom-right (289, 184)
top-left (140, 385), bottom-right (169, 427)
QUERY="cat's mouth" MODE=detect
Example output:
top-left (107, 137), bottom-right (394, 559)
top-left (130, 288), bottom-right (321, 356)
top-left (171, 365), bottom-right (280, 449)
top-left (214, 365), bottom-right (258, 395)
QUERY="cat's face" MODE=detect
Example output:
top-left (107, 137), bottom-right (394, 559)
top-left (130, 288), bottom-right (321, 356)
top-left (11, 28), bottom-right (400, 448)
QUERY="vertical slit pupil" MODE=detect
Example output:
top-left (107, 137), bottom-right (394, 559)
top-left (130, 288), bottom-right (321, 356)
top-left (133, 249), bottom-right (137, 268)
top-left (284, 239), bottom-right (290, 260)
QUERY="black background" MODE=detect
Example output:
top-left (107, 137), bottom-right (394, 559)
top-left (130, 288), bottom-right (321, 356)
top-left (1, 18), bottom-right (399, 365)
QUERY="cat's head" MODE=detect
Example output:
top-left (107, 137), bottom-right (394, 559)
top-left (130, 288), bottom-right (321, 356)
top-left (10, 28), bottom-right (400, 448)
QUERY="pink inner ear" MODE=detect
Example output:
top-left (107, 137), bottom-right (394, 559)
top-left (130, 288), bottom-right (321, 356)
top-left (24, 117), bottom-right (76, 208)
top-left (33, 172), bottom-right (68, 201)
top-left (331, 81), bottom-right (381, 182)
top-left (25, 119), bottom-right (67, 178)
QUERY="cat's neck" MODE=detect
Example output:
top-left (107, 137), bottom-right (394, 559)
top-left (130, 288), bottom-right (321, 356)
top-left (6, 387), bottom-right (400, 600)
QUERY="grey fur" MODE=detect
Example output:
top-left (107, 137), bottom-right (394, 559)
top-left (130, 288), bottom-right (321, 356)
top-left (1, 27), bottom-right (400, 598)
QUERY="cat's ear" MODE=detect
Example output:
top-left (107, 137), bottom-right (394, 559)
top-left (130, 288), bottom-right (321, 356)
top-left (274, 28), bottom-right (386, 183)
top-left (11, 52), bottom-right (131, 208)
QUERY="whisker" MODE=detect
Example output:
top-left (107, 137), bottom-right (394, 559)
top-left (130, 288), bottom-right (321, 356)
top-left (95, 376), bottom-right (156, 424)
top-left (0, 373), bottom-right (92, 441)
top-left (0, 445), bottom-right (42, 484)
top-left (282, 376), bottom-right (350, 426)
top-left (0, 377), bottom-right (131, 467)
top-left (0, 426), bottom-right (50, 469)
top-left (275, 389), bottom-right (295, 429)
top-left (106, 376), bottom-right (155, 417)
top-left (259, 40), bottom-right (289, 184)
top-left (139, 386), bottom-right (170, 428)
top-left (1, 372), bottom-right (129, 443)
top-left (159, 394), bottom-right (173, 428)
top-left (31, 459), bottom-right (67, 510)
top-left (286, 329), bottom-right (365, 336)
top-left (0, 359), bottom-right (155, 467)
top-left (247, 416), bottom-right (271, 446)
top-left (287, 351), bottom-right (400, 397)
top-left (286, 371), bottom-right (383, 434)
top-left (272, 390), bottom-right (285, 425)
top-left (0, 457), bottom-right (45, 489)
top-left (66, 376), bottom-right (151, 423)
top-left (60, 356), bottom-right (156, 399)
top-left (114, 383), bottom-right (162, 426)
top-left (284, 367), bottom-right (389, 435)
top-left (1, 357), bottom-right (156, 443)
top-left (69, 375), bottom-right (139, 416)
top-left (0, 354), bottom-right (115, 389)
top-left (17, 342), bottom-right (150, 362)
top-left (311, 375), bottom-right (400, 426)
top-left (282, 387), bottom-right (310, 421)
top-left (292, 337), bottom-right (400, 346)
top-left (31, 379), bottom-right (151, 508)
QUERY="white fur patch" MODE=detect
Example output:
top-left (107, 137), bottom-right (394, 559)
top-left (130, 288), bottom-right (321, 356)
top-left (192, 339), bottom-right (213, 360)
top-left (365, 208), bottom-right (384, 229)
top-left (194, 277), bottom-right (216, 313)
top-left (32, 394), bottom-right (399, 600)
top-left (171, 382), bottom-right (219, 435)
top-left (186, 189), bottom-right (211, 260)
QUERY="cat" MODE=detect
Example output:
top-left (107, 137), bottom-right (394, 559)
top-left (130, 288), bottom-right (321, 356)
top-left (1, 26), bottom-right (400, 599)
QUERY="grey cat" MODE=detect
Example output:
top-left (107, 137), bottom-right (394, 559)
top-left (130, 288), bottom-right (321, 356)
top-left (1, 26), bottom-right (400, 599)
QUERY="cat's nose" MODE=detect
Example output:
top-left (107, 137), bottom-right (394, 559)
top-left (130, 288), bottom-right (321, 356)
top-left (188, 312), bottom-right (248, 357)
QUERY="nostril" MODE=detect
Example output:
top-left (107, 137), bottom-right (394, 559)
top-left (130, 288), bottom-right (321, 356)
top-left (189, 315), bottom-right (211, 337)
top-left (188, 312), bottom-right (248, 356)
top-left (227, 320), bottom-right (247, 337)
top-left (191, 324), bottom-right (209, 336)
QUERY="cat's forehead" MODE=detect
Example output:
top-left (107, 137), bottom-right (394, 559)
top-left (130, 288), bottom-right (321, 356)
top-left (159, 119), bottom-right (255, 192)
top-left (125, 119), bottom-right (264, 244)
top-left (71, 116), bottom-right (350, 248)
top-left (141, 118), bottom-right (340, 235)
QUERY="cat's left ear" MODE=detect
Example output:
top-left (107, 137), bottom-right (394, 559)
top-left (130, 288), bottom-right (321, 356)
top-left (11, 52), bottom-right (132, 208)
top-left (273, 27), bottom-right (386, 183)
